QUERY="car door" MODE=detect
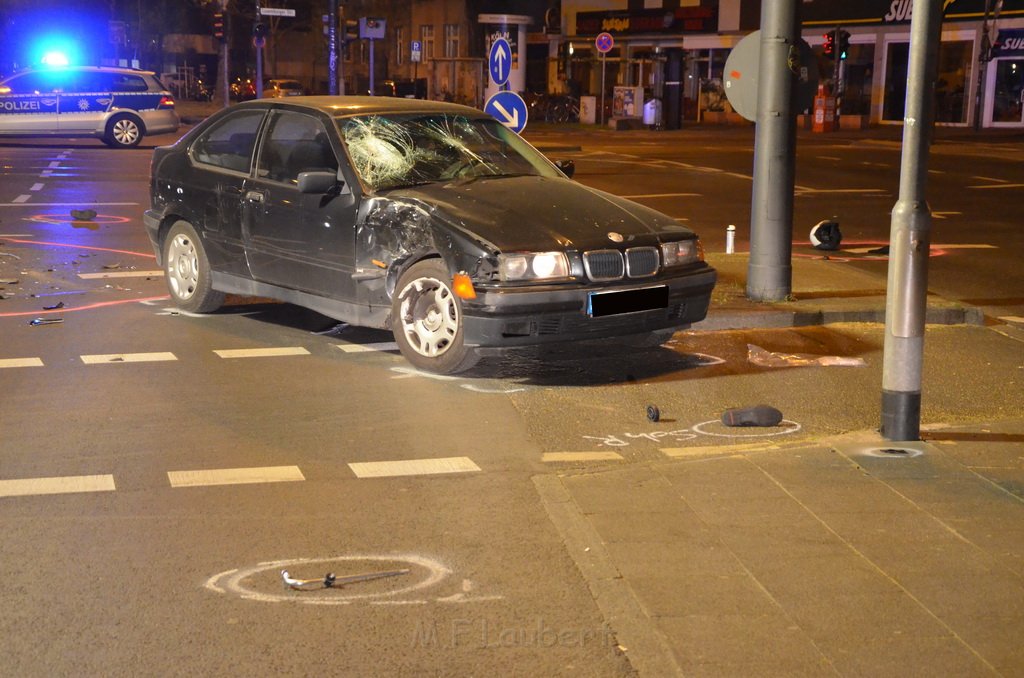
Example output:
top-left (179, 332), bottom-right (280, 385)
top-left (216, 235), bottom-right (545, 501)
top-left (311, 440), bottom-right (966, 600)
top-left (0, 71), bottom-right (61, 133)
top-left (243, 109), bottom-right (359, 299)
top-left (57, 70), bottom-right (111, 133)
top-left (187, 108), bottom-right (267, 276)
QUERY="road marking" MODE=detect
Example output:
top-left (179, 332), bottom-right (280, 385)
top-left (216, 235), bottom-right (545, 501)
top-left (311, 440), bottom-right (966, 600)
top-left (541, 451), bottom-right (625, 463)
top-left (214, 347), bottom-right (310, 359)
top-left (78, 270), bottom-right (164, 279)
top-left (47, 161), bottom-right (61, 169)
top-left (0, 233), bottom-right (35, 237)
top-left (0, 202), bottom-right (138, 208)
top-left (81, 352), bottom-right (177, 364)
top-left (0, 357), bottom-right (44, 368)
top-left (40, 169), bottom-right (53, 177)
top-left (968, 183), bottom-right (1024, 189)
top-left (348, 457), bottom-right (481, 478)
top-left (817, 155), bottom-right (841, 161)
top-left (932, 211), bottom-right (962, 219)
top-left (661, 442), bottom-right (780, 458)
top-left (619, 192), bottom-right (701, 199)
top-left (0, 474), bottom-right (115, 498)
top-left (168, 465), bottom-right (305, 488)
top-left (13, 195), bottom-right (30, 203)
top-left (972, 176), bottom-right (1008, 183)
top-left (334, 341), bottom-right (399, 353)
top-left (30, 183), bottom-right (44, 191)
top-left (795, 187), bottom-right (886, 195)
top-left (999, 316), bottom-right (1024, 324)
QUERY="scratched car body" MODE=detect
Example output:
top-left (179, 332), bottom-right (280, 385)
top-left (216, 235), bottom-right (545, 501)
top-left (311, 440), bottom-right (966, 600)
top-left (144, 97), bottom-right (716, 373)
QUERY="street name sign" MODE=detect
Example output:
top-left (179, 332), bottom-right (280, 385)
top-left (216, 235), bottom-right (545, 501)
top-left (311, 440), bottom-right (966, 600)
top-left (260, 8), bottom-right (295, 17)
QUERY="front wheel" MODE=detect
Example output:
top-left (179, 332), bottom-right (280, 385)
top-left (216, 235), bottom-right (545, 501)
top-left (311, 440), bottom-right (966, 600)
top-left (391, 259), bottom-right (479, 374)
top-left (162, 221), bottom-right (224, 313)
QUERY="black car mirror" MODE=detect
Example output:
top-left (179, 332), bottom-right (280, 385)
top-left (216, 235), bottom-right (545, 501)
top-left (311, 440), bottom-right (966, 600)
top-left (554, 159), bottom-right (575, 179)
top-left (297, 170), bottom-right (339, 194)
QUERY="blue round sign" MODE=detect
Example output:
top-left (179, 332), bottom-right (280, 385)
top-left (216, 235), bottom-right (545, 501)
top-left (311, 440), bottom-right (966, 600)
top-left (595, 32), bottom-right (614, 54)
top-left (488, 38), bottom-right (512, 87)
top-left (484, 91), bottom-right (528, 134)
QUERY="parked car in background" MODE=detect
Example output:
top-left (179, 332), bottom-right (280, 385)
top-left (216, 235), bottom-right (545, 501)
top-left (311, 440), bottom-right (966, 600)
top-left (263, 79), bottom-right (306, 98)
top-left (0, 65), bottom-right (178, 148)
top-left (144, 97), bottom-right (716, 373)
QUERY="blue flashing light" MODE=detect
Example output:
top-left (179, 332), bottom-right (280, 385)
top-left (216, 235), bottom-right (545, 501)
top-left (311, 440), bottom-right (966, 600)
top-left (41, 51), bottom-right (70, 67)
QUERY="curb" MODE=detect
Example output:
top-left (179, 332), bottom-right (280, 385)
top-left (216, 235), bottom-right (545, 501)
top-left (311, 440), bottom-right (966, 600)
top-left (692, 302), bottom-right (985, 332)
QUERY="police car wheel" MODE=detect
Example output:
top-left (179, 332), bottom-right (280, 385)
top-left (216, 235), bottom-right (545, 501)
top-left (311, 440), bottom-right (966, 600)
top-left (104, 114), bottom-right (143, 148)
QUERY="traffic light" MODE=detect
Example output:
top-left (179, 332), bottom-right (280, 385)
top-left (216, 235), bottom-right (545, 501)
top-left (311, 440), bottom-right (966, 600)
top-left (212, 12), bottom-right (225, 42)
top-left (837, 30), bottom-right (851, 60)
top-left (253, 23), bottom-right (267, 39)
top-left (823, 30), bottom-right (835, 59)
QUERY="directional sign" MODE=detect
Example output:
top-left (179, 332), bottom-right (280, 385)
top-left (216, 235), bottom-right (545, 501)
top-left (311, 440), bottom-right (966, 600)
top-left (260, 7), bottom-right (295, 17)
top-left (595, 32), bottom-right (614, 54)
top-left (484, 90), bottom-right (528, 134)
top-left (488, 38), bottom-right (512, 87)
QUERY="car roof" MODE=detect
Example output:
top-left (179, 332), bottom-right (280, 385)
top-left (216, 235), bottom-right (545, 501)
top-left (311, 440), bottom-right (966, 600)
top-left (233, 95), bottom-right (484, 118)
top-left (5, 65), bottom-right (156, 77)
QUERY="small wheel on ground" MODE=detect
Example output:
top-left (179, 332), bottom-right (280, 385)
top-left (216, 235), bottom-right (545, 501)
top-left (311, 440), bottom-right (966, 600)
top-left (103, 114), bottom-right (143, 148)
top-left (162, 221), bottom-right (224, 313)
top-left (391, 259), bottom-right (479, 374)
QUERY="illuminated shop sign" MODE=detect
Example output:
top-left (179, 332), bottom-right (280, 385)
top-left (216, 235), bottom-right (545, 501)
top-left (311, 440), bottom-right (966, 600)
top-left (575, 7), bottom-right (716, 36)
top-left (996, 29), bottom-right (1024, 55)
top-left (801, 0), bottom-right (1024, 26)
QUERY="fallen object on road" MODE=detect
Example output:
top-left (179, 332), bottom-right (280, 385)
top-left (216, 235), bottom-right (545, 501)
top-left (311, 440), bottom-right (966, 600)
top-left (70, 209), bottom-right (98, 221)
top-left (748, 344), bottom-right (867, 368)
top-left (281, 568), bottom-right (410, 590)
top-left (28, 317), bottom-right (63, 326)
top-left (721, 405), bottom-right (784, 427)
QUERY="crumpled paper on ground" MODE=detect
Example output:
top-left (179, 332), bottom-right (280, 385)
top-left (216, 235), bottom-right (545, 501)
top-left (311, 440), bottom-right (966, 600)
top-left (748, 343), bottom-right (867, 368)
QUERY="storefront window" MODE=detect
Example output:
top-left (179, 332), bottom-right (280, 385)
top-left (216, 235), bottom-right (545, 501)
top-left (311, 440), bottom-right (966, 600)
top-left (992, 59), bottom-right (1024, 123)
top-left (884, 39), bottom-right (971, 123)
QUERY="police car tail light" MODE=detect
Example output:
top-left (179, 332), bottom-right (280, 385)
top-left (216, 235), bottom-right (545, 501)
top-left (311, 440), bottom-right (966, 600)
top-left (158, 96), bottom-right (175, 109)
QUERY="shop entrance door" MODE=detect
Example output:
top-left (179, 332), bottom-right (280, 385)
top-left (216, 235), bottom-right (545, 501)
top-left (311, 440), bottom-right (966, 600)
top-left (988, 58), bottom-right (1024, 126)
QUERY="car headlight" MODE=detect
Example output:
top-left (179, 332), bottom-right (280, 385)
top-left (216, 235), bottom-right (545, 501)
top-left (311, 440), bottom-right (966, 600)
top-left (498, 252), bottom-right (570, 282)
top-left (661, 239), bottom-right (704, 267)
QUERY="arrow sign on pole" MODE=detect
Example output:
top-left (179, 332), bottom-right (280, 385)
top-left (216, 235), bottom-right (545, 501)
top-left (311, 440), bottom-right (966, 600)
top-left (484, 91), bottom-right (528, 133)
top-left (489, 38), bottom-right (512, 87)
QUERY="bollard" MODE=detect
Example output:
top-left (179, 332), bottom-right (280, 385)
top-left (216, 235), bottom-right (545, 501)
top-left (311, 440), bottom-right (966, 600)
top-left (726, 224), bottom-right (736, 254)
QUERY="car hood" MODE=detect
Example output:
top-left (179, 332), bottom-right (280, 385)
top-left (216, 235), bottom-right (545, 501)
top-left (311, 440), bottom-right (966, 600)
top-left (385, 175), bottom-right (694, 253)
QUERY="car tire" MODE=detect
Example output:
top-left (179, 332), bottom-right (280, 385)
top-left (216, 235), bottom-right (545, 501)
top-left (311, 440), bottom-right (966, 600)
top-left (162, 221), bottom-right (224, 313)
top-left (103, 114), bottom-right (143, 148)
top-left (391, 259), bottom-right (479, 374)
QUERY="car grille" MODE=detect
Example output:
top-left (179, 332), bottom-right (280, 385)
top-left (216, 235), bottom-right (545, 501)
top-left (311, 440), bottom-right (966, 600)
top-left (583, 247), bottom-right (659, 282)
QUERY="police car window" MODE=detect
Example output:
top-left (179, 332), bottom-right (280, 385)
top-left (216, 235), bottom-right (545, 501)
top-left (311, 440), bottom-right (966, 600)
top-left (191, 110), bottom-right (265, 173)
top-left (3, 72), bottom-right (63, 94)
top-left (107, 73), bottom-right (148, 92)
top-left (256, 111), bottom-right (337, 185)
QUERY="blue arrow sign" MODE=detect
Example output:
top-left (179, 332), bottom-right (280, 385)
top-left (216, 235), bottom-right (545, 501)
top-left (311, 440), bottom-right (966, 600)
top-left (484, 91), bottom-right (528, 134)
top-left (488, 38), bottom-right (512, 87)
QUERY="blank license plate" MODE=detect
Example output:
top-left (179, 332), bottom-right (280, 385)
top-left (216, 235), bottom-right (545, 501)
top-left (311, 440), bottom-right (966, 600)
top-left (587, 286), bottom-right (669, 317)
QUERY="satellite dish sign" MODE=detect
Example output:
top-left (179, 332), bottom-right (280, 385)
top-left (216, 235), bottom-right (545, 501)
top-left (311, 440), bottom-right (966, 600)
top-left (724, 31), bottom-right (818, 122)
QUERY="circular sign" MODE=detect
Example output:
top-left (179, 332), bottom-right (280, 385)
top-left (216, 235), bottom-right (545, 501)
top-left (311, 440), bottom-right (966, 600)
top-left (488, 38), bottom-right (512, 87)
top-left (484, 90), bottom-right (528, 134)
top-left (595, 32), bottom-right (614, 54)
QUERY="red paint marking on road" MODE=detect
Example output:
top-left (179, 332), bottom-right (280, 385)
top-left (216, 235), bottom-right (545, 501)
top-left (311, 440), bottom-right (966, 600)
top-left (27, 214), bottom-right (131, 225)
top-left (0, 295), bottom-right (169, 318)
top-left (5, 239), bottom-right (156, 259)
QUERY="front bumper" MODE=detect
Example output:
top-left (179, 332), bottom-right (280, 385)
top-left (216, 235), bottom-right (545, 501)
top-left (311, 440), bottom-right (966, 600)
top-left (462, 265), bottom-right (717, 349)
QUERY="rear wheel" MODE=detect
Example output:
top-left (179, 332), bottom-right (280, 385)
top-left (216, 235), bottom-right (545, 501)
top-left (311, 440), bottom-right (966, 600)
top-left (103, 114), bottom-right (143, 148)
top-left (162, 221), bottom-right (224, 313)
top-left (391, 259), bottom-right (479, 374)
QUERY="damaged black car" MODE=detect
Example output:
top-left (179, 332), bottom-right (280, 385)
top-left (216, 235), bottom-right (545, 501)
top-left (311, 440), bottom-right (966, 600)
top-left (144, 97), bottom-right (716, 374)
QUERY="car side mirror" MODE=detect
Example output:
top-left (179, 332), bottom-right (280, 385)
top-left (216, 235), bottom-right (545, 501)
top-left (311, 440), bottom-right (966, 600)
top-left (297, 170), bottom-right (339, 194)
top-left (554, 159), bottom-right (575, 179)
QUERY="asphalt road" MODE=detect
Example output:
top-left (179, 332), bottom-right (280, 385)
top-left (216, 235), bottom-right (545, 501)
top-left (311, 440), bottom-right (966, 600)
top-left (1, 126), bottom-right (1021, 675)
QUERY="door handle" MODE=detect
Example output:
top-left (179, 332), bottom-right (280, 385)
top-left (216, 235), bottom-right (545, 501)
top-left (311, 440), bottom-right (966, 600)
top-left (245, 190), bottom-right (265, 203)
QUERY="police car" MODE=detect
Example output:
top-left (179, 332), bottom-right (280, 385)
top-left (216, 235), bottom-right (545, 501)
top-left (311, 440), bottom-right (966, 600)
top-left (0, 66), bottom-right (179, 148)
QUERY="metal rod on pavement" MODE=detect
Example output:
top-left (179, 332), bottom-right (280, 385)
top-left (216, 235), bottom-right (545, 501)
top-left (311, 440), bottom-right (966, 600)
top-left (881, 0), bottom-right (944, 441)
top-left (747, 0), bottom-right (800, 302)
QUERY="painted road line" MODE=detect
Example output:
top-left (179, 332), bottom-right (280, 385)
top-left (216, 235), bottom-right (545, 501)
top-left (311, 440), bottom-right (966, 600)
top-left (661, 442), bottom-right (782, 458)
top-left (214, 347), bottom-right (310, 359)
top-left (620, 192), bottom-right (701, 199)
top-left (30, 183), bottom-right (44, 191)
top-left (13, 195), bottom-right (30, 203)
top-left (541, 452), bottom-right (625, 463)
top-left (968, 183), bottom-right (1024, 189)
top-left (0, 358), bottom-right (44, 368)
top-left (972, 176), bottom-right (1008, 183)
top-left (0, 201), bottom-right (139, 208)
top-left (349, 457), bottom-right (481, 478)
top-left (0, 233), bottom-right (35, 237)
top-left (39, 170), bottom-right (53, 177)
top-left (81, 352), bottom-right (177, 364)
top-left (168, 466), bottom-right (305, 488)
top-left (0, 474), bottom-right (116, 498)
top-left (78, 270), bottom-right (164, 279)
top-left (47, 161), bottom-right (61, 169)
top-left (999, 316), bottom-right (1024, 324)
top-left (333, 341), bottom-right (399, 353)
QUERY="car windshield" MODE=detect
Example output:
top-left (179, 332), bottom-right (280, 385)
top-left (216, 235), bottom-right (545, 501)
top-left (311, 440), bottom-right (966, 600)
top-left (335, 113), bottom-right (560, 191)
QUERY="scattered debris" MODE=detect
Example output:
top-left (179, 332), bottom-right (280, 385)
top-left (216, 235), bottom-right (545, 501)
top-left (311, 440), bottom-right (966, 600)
top-left (102, 263), bottom-right (121, 270)
top-left (0, 278), bottom-right (19, 285)
top-left (314, 322), bottom-right (350, 336)
top-left (747, 344), bottom-right (867, 368)
top-left (281, 568), bottom-right (410, 591)
top-left (29, 317), bottom-right (63, 326)
top-left (810, 218), bottom-right (842, 250)
top-left (646, 404), bottom-right (661, 422)
top-left (42, 301), bottom-right (65, 310)
top-left (721, 405), bottom-right (784, 427)
top-left (0, 252), bottom-right (20, 260)
top-left (70, 209), bottom-right (98, 221)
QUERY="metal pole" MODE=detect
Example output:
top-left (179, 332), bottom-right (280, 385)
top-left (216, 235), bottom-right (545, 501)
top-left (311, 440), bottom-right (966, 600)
top-left (747, 0), bottom-right (800, 302)
top-left (881, 0), bottom-right (944, 442)
top-left (220, 0), bottom-right (229, 107)
top-left (255, 0), bottom-right (263, 98)
top-left (600, 52), bottom-right (606, 126)
top-left (369, 39), bottom-right (375, 95)
top-left (973, 0), bottom-right (993, 131)
top-left (328, 0), bottom-right (338, 95)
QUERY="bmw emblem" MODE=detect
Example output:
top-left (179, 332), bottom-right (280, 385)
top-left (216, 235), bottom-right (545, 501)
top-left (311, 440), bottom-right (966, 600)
top-left (607, 232), bottom-right (624, 243)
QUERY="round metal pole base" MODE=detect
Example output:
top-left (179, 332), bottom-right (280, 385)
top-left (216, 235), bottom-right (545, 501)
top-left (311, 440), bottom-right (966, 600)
top-left (881, 390), bottom-right (921, 442)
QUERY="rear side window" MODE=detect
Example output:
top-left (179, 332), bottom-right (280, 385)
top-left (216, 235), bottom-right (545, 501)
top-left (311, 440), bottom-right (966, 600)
top-left (191, 110), bottom-right (266, 173)
top-left (107, 73), bottom-right (149, 92)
